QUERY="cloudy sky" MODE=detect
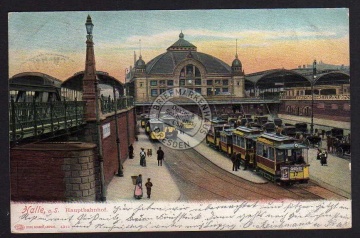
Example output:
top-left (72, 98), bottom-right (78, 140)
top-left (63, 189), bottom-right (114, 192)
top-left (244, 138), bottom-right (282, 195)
top-left (8, 9), bottom-right (349, 82)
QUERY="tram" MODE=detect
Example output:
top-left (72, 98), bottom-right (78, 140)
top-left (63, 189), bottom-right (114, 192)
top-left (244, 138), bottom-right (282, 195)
top-left (206, 119), bottom-right (230, 150)
top-left (232, 126), bottom-right (263, 166)
top-left (146, 119), bottom-right (166, 141)
top-left (177, 113), bottom-right (196, 130)
top-left (219, 128), bottom-right (235, 156)
top-left (140, 115), bottom-right (151, 128)
top-left (255, 132), bottom-right (309, 184)
top-left (161, 115), bottom-right (177, 139)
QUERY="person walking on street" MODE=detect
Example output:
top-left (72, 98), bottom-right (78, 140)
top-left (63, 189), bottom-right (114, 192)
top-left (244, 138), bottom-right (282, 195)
top-left (129, 144), bottom-right (134, 159)
top-left (316, 148), bottom-right (322, 160)
top-left (231, 152), bottom-right (238, 171)
top-left (145, 178), bottom-right (153, 199)
top-left (244, 151), bottom-right (250, 170)
top-left (140, 148), bottom-right (146, 167)
top-left (236, 152), bottom-right (242, 170)
top-left (157, 147), bottom-right (165, 166)
top-left (134, 174), bottom-right (143, 199)
top-left (321, 150), bottom-right (328, 166)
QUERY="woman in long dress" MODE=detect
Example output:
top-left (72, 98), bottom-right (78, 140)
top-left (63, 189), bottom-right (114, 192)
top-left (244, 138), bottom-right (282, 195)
top-left (134, 174), bottom-right (143, 199)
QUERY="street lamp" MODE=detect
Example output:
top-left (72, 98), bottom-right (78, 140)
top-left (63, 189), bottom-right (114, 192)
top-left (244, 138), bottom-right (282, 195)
top-left (84, 15), bottom-right (106, 201)
top-left (85, 15), bottom-right (94, 39)
top-left (310, 59), bottom-right (317, 134)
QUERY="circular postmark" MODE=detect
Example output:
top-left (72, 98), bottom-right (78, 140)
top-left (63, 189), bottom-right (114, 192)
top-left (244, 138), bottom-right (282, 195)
top-left (20, 53), bottom-right (75, 72)
top-left (150, 87), bottom-right (211, 150)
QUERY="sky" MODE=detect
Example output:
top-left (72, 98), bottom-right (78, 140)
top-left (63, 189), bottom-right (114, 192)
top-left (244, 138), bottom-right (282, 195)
top-left (8, 9), bottom-right (349, 82)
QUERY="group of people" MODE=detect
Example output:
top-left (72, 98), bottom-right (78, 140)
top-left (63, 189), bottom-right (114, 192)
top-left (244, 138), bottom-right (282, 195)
top-left (231, 151), bottom-right (251, 171)
top-left (134, 175), bottom-right (153, 199)
top-left (133, 146), bottom-right (165, 199)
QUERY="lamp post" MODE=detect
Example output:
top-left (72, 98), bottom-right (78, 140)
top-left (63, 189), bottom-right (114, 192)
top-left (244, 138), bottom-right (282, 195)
top-left (113, 83), bottom-right (124, 177)
top-left (84, 15), bottom-right (106, 201)
top-left (310, 59), bottom-right (317, 134)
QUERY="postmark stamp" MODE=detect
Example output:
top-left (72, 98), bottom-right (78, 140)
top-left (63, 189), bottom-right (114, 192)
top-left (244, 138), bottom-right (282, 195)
top-left (150, 87), bottom-right (212, 150)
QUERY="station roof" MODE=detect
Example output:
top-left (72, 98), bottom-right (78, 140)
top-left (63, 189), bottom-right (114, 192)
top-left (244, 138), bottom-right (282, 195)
top-left (62, 71), bottom-right (124, 93)
top-left (244, 68), bottom-right (350, 89)
top-left (9, 72), bottom-right (62, 92)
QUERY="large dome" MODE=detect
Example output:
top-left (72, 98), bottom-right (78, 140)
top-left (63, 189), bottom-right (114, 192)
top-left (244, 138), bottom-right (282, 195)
top-left (146, 51), bottom-right (231, 75)
top-left (144, 32), bottom-right (231, 75)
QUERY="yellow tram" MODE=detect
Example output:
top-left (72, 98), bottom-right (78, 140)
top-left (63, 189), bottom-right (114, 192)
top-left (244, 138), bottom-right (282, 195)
top-left (220, 128), bottom-right (235, 156)
top-left (206, 119), bottom-right (230, 150)
top-left (177, 113), bottom-right (196, 130)
top-left (146, 119), bottom-right (166, 141)
top-left (255, 132), bottom-right (309, 184)
top-left (232, 126), bottom-right (263, 166)
top-left (161, 115), bottom-right (177, 139)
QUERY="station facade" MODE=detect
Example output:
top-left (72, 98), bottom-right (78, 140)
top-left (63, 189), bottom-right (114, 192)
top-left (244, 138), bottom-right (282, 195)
top-left (126, 32), bottom-right (247, 113)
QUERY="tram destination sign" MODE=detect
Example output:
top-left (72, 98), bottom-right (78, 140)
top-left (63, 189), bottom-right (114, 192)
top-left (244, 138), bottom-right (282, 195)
top-left (290, 166), bottom-right (304, 172)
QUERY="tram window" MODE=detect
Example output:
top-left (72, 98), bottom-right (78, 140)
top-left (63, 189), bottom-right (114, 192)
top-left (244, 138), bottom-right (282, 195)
top-left (256, 143), bottom-right (263, 156)
top-left (268, 148), bottom-right (275, 161)
top-left (232, 135), bottom-right (237, 146)
top-left (240, 137), bottom-right (245, 148)
top-left (227, 136), bottom-right (232, 144)
top-left (276, 149), bottom-right (285, 162)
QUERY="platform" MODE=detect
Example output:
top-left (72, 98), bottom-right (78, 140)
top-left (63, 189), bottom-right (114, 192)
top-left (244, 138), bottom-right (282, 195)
top-left (106, 125), bottom-right (181, 201)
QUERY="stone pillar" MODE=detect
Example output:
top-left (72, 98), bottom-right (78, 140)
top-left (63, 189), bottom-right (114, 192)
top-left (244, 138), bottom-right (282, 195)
top-left (82, 19), bottom-right (100, 121)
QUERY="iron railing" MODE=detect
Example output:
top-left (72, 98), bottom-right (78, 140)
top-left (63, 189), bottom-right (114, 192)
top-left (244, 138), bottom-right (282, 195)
top-left (9, 98), bottom-right (86, 142)
top-left (101, 96), bottom-right (134, 114)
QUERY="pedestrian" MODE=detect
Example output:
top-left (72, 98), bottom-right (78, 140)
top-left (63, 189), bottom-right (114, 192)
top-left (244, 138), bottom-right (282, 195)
top-left (157, 147), bottom-right (164, 166)
top-left (327, 136), bottom-right (332, 153)
top-left (321, 150), bottom-right (328, 166)
top-left (128, 144), bottom-right (134, 159)
top-left (147, 148), bottom-right (152, 157)
top-left (134, 174), bottom-right (143, 199)
top-left (244, 151), bottom-right (250, 170)
top-left (231, 152), bottom-right (237, 171)
top-left (316, 148), bottom-right (322, 160)
top-left (145, 178), bottom-right (153, 199)
top-left (140, 148), bottom-right (146, 167)
top-left (236, 152), bottom-right (242, 170)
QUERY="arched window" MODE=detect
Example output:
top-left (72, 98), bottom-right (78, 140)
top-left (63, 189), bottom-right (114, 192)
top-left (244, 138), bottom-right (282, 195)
top-left (286, 105), bottom-right (292, 113)
top-left (179, 64), bottom-right (202, 87)
top-left (303, 106), bottom-right (311, 116)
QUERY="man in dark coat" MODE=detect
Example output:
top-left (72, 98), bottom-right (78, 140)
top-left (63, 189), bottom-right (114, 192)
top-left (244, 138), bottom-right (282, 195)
top-left (157, 147), bottom-right (165, 166)
top-left (321, 151), bottom-right (328, 166)
top-left (231, 152), bottom-right (238, 171)
top-left (128, 144), bottom-right (134, 159)
top-left (236, 152), bottom-right (242, 170)
top-left (244, 151), bottom-right (250, 170)
top-left (145, 178), bottom-right (153, 199)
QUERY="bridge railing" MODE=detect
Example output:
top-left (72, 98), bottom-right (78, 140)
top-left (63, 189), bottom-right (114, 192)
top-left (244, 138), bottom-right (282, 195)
top-left (9, 98), bottom-right (86, 143)
top-left (101, 96), bottom-right (134, 114)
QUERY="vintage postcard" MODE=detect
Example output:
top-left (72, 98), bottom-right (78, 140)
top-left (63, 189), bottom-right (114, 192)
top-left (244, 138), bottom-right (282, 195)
top-left (8, 9), bottom-right (351, 233)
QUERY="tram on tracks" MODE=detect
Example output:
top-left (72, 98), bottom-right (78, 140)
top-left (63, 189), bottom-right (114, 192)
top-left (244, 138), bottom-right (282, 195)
top-left (256, 132), bottom-right (309, 184)
top-left (176, 113), bottom-right (196, 130)
top-left (146, 119), bottom-right (166, 141)
top-left (219, 128), bottom-right (235, 156)
top-left (161, 115), bottom-right (177, 139)
top-left (232, 126), bottom-right (263, 166)
top-left (140, 115), bottom-right (151, 128)
top-left (206, 119), bottom-right (230, 150)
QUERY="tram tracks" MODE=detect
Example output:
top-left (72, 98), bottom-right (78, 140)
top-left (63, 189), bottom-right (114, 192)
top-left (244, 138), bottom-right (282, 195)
top-left (161, 143), bottom-right (325, 201)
